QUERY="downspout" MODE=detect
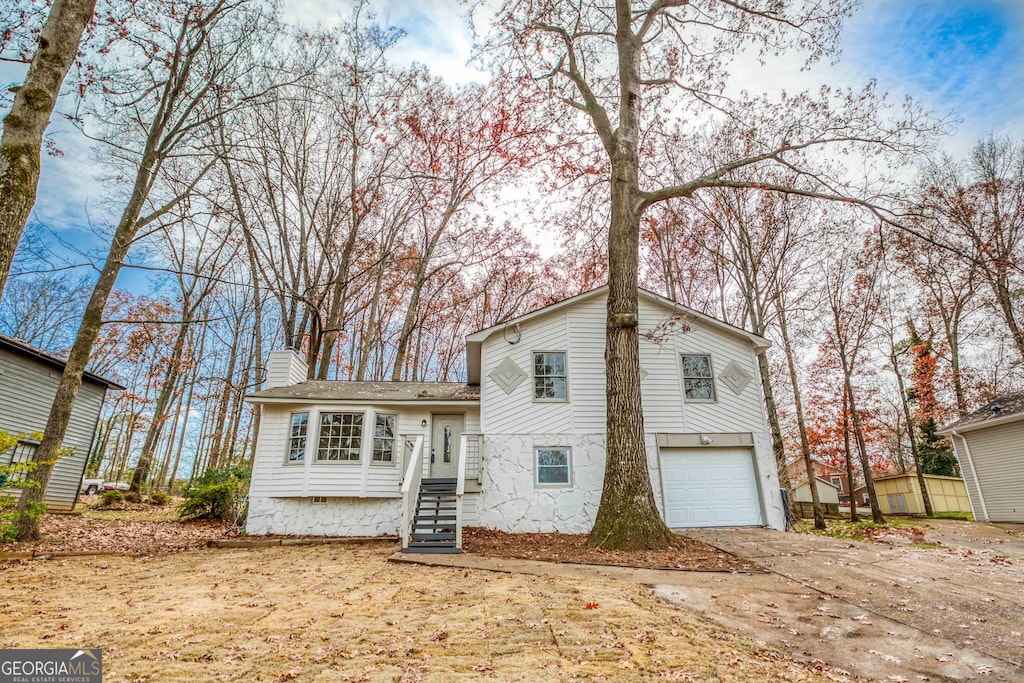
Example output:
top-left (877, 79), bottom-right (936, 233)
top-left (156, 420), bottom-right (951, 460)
top-left (951, 429), bottom-right (988, 522)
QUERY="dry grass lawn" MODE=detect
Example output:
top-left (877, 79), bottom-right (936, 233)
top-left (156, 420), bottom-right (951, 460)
top-left (0, 541), bottom-right (836, 682)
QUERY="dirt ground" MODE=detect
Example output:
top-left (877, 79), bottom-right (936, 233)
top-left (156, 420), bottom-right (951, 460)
top-left (1, 501), bottom-right (225, 556)
top-left (1, 542), bottom-right (847, 683)
top-left (462, 527), bottom-right (760, 571)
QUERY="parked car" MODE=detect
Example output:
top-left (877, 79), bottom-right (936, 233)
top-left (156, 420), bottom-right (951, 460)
top-left (102, 482), bottom-right (131, 492)
top-left (81, 477), bottom-right (103, 495)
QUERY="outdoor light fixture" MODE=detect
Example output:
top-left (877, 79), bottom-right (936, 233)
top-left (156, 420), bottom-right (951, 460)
top-left (421, 419), bottom-right (428, 428)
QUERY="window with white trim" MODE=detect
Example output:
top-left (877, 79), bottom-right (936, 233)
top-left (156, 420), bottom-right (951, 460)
top-left (317, 412), bottom-right (363, 462)
top-left (534, 352), bottom-right (567, 400)
top-left (681, 354), bottom-right (716, 401)
top-left (372, 414), bottom-right (397, 463)
top-left (286, 412), bottom-right (309, 462)
top-left (535, 447), bottom-right (571, 486)
top-left (1, 440), bottom-right (38, 485)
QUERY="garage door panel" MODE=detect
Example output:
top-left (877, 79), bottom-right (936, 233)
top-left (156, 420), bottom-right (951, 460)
top-left (660, 447), bottom-right (763, 527)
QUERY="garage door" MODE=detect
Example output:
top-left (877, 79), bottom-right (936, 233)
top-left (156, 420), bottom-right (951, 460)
top-left (660, 448), bottom-right (763, 527)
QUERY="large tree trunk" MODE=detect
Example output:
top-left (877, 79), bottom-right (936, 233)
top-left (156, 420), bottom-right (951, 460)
top-left (587, 8), bottom-right (673, 549)
top-left (776, 297), bottom-right (825, 529)
top-left (0, 0), bottom-right (96, 298)
top-left (588, 163), bottom-right (672, 549)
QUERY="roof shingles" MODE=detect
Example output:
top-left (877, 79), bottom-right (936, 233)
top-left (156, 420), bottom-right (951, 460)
top-left (248, 381), bottom-right (479, 403)
top-left (940, 392), bottom-right (1024, 433)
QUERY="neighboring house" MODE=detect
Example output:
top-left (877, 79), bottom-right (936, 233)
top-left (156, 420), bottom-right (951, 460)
top-left (871, 473), bottom-right (971, 516)
top-left (246, 286), bottom-right (787, 551)
top-left (785, 458), bottom-right (852, 502)
top-left (791, 477), bottom-right (840, 518)
top-left (0, 335), bottom-right (123, 511)
top-left (939, 394), bottom-right (1024, 523)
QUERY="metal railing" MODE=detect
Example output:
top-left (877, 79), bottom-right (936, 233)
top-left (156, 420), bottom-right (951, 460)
top-left (463, 433), bottom-right (482, 484)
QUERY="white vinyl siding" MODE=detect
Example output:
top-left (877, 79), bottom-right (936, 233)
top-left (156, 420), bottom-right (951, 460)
top-left (482, 310), bottom-right (574, 434)
top-left (249, 404), bottom-right (480, 499)
top-left (0, 346), bottom-right (109, 511)
top-left (480, 293), bottom-right (766, 436)
top-left (957, 423), bottom-right (1024, 522)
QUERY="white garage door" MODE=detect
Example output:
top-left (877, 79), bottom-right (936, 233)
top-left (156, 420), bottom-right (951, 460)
top-left (660, 448), bottom-right (763, 527)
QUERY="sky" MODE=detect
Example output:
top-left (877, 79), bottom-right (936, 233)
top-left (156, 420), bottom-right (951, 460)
top-left (4, 0), bottom-right (1024, 291)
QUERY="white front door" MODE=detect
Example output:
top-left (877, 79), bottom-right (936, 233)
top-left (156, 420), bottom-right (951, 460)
top-left (660, 447), bottom-right (763, 527)
top-left (429, 414), bottom-right (463, 479)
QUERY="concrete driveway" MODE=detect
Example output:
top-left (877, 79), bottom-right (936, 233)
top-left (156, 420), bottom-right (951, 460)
top-left (663, 523), bottom-right (1023, 682)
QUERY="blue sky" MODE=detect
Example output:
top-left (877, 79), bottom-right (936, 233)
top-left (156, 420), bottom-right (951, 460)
top-left (838, 0), bottom-right (1024, 154)
top-left (3, 0), bottom-right (1024, 295)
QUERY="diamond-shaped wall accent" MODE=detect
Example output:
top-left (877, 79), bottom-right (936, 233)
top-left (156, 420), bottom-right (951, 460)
top-left (639, 367), bottom-right (649, 381)
top-left (489, 357), bottom-right (527, 395)
top-left (719, 360), bottom-right (753, 395)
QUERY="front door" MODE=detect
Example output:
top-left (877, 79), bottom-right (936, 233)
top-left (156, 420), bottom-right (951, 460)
top-left (429, 414), bottom-right (464, 479)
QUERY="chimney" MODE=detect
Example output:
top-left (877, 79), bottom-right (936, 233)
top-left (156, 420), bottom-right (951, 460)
top-left (264, 349), bottom-right (309, 389)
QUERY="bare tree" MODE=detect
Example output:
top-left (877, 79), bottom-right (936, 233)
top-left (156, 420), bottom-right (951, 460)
top-left (14, 0), bottom-right (281, 540)
top-left (487, 0), bottom-right (933, 547)
top-left (0, 0), bottom-right (96, 298)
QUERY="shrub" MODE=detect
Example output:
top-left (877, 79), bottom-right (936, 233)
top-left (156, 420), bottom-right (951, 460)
top-left (178, 465), bottom-right (250, 521)
top-left (0, 499), bottom-right (44, 543)
top-left (123, 491), bottom-right (142, 504)
top-left (148, 492), bottom-right (171, 506)
top-left (100, 489), bottom-right (124, 506)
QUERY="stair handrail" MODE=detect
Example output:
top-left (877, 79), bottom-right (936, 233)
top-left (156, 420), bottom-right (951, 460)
top-left (455, 434), bottom-right (469, 549)
top-left (400, 434), bottom-right (424, 550)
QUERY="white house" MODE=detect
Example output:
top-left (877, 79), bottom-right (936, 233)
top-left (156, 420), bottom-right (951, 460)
top-left (245, 286), bottom-right (786, 551)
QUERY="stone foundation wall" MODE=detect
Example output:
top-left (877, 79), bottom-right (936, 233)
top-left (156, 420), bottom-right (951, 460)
top-left (475, 434), bottom-right (663, 533)
top-left (246, 496), bottom-right (402, 536)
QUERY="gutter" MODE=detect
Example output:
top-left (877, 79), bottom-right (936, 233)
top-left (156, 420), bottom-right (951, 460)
top-left (951, 429), bottom-right (988, 522)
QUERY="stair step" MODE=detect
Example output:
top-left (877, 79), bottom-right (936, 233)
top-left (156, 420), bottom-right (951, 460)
top-left (422, 478), bottom-right (457, 484)
top-left (402, 545), bottom-right (461, 554)
top-left (412, 524), bottom-right (457, 532)
top-left (410, 532), bottom-right (456, 541)
top-left (414, 514), bottom-right (457, 522)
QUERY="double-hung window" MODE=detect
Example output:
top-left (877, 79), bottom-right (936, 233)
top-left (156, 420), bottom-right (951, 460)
top-left (681, 354), bottom-right (716, 401)
top-left (317, 412), bottom-right (363, 462)
top-left (535, 447), bottom-right (571, 486)
top-left (534, 352), bottom-right (567, 400)
top-left (286, 413), bottom-right (309, 462)
top-left (372, 414), bottom-right (397, 464)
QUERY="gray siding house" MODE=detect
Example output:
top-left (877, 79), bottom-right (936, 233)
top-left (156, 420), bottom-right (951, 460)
top-left (0, 335), bottom-right (122, 511)
top-left (939, 393), bottom-right (1024, 523)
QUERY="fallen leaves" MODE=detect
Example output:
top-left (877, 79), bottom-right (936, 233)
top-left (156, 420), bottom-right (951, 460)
top-left (1, 512), bottom-right (224, 556)
top-left (461, 527), bottom-right (760, 571)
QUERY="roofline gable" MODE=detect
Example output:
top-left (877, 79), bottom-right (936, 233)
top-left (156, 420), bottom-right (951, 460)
top-left (0, 334), bottom-right (124, 390)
